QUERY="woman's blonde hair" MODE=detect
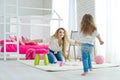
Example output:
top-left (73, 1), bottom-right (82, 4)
top-left (80, 14), bottom-right (97, 35)
top-left (52, 27), bottom-right (70, 59)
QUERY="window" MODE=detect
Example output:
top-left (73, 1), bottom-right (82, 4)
top-left (95, 0), bottom-right (120, 64)
top-left (51, 0), bottom-right (77, 35)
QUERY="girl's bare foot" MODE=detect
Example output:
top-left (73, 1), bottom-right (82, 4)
top-left (81, 72), bottom-right (87, 76)
top-left (89, 69), bottom-right (92, 71)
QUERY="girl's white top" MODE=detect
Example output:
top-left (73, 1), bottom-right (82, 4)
top-left (79, 30), bottom-right (99, 45)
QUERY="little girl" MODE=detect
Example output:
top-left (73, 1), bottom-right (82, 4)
top-left (79, 14), bottom-right (104, 76)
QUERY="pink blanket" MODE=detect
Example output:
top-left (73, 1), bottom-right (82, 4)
top-left (1, 44), bottom-right (48, 54)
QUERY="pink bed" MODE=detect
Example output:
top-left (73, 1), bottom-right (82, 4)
top-left (0, 40), bottom-right (49, 54)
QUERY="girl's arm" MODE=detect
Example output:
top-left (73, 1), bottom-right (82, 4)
top-left (96, 34), bottom-right (104, 45)
top-left (70, 39), bottom-right (81, 46)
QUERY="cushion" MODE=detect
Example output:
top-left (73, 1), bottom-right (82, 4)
top-left (9, 35), bottom-right (17, 41)
top-left (21, 36), bottom-right (27, 41)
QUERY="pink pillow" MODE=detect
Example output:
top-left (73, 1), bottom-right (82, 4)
top-left (9, 35), bottom-right (17, 41)
top-left (9, 35), bottom-right (26, 45)
top-left (21, 36), bottom-right (27, 41)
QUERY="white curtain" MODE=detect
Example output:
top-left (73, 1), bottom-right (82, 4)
top-left (96, 0), bottom-right (120, 64)
top-left (106, 0), bottom-right (120, 64)
top-left (95, 0), bottom-right (107, 58)
top-left (68, 0), bottom-right (77, 33)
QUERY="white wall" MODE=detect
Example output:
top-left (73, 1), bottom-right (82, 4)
top-left (77, 0), bottom-right (95, 29)
top-left (76, 0), bottom-right (95, 59)
top-left (0, 0), bottom-right (52, 40)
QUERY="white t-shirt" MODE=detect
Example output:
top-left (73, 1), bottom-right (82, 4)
top-left (79, 30), bottom-right (99, 45)
top-left (49, 37), bottom-right (62, 52)
top-left (43, 37), bottom-right (75, 52)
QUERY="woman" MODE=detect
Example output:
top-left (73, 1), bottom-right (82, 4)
top-left (47, 27), bottom-right (79, 63)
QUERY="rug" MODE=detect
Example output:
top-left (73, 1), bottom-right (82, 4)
top-left (18, 60), bottom-right (119, 72)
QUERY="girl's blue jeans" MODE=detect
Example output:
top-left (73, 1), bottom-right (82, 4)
top-left (47, 49), bottom-right (64, 63)
top-left (81, 43), bottom-right (94, 72)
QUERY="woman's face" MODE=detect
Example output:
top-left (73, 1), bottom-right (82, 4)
top-left (58, 29), bottom-right (65, 39)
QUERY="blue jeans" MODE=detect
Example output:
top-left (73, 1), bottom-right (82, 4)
top-left (81, 43), bottom-right (93, 72)
top-left (47, 49), bottom-right (64, 63)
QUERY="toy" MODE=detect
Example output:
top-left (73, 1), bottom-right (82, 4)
top-left (95, 56), bottom-right (104, 64)
top-left (79, 58), bottom-right (82, 62)
top-left (59, 61), bottom-right (64, 67)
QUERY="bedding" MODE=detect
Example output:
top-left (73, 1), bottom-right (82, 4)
top-left (0, 42), bottom-right (48, 54)
top-left (0, 40), bottom-right (13, 46)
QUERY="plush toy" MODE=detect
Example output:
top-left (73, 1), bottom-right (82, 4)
top-left (79, 58), bottom-right (82, 62)
top-left (59, 61), bottom-right (64, 67)
top-left (95, 56), bottom-right (104, 64)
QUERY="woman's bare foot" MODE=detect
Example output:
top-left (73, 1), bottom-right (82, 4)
top-left (81, 72), bottom-right (87, 76)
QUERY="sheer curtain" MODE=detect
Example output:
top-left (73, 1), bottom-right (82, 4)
top-left (96, 0), bottom-right (120, 64)
top-left (52, 0), bottom-right (77, 35)
top-left (95, 0), bottom-right (106, 60)
top-left (106, 0), bottom-right (120, 64)
top-left (68, 0), bottom-right (77, 33)
top-left (51, 0), bottom-right (69, 35)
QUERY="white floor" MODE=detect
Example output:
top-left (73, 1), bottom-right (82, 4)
top-left (0, 60), bottom-right (120, 80)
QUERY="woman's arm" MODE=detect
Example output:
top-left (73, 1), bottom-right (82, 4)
top-left (75, 40), bottom-right (81, 46)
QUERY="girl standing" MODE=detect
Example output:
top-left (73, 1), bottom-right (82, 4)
top-left (79, 14), bottom-right (104, 76)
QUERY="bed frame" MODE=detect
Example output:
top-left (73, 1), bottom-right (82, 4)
top-left (0, 0), bottom-right (62, 60)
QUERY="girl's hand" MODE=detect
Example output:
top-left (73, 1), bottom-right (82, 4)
top-left (100, 41), bottom-right (104, 45)
top-left (75, 41), bottom-right (81, 46)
